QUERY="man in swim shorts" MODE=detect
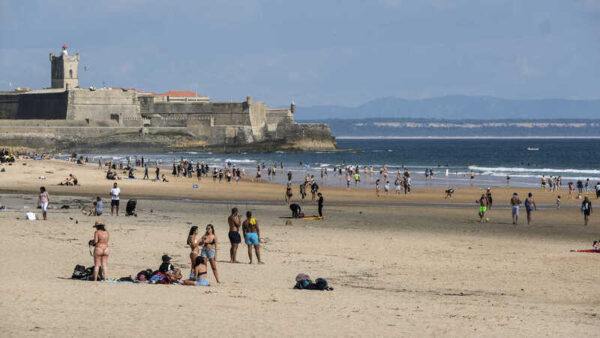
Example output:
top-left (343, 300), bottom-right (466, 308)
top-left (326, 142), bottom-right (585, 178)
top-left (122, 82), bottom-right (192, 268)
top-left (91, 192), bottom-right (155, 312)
top-left (242, 211), bottom-right (263, 264)
top-left (227, 208), bottom-right (242, 263)
top-left (524, 192), bottom-right (536, 225)
top-left (478, 193), bottom-right (488, 223)
top-left (510, 193), bottom-right (521, 225)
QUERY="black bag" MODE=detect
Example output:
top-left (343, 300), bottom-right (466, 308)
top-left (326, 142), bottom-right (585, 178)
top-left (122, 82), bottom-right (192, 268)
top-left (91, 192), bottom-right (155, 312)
top-left (71, 265), bottom-right (87, 279)
top-left (126, 199), bottom-right (137, 216)
top-left (72, 265), bottom-right (103, 280)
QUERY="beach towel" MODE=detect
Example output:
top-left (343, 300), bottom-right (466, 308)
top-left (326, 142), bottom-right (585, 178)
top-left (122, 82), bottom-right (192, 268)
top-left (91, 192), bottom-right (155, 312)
top-left (25, 212), bottom-right (36, 220)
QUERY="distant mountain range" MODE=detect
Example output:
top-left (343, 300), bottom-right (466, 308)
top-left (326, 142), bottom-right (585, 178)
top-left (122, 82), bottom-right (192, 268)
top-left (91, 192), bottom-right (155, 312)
top-left (295, 96), bottom-right (600, 120)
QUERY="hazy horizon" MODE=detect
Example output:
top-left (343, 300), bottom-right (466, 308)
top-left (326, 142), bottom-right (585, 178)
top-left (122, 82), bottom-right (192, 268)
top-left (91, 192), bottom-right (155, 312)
top-left (1, 0), bottom-right (599, 109)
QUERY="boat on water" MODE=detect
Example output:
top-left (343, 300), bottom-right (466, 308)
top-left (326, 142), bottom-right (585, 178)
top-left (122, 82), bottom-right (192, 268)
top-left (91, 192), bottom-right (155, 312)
top-left (527, 147), bottom-right (539, 151)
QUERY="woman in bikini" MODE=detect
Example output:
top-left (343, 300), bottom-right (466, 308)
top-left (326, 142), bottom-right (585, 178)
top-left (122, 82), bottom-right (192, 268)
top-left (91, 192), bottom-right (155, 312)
top-left (92, 221), bottom-right (109, 281)
top-left (183, 256), bottom-right (209, 286)
top-left (200, 224), bottom-right (220, 283)
top-left (187, 226), bottom-right (199, 277)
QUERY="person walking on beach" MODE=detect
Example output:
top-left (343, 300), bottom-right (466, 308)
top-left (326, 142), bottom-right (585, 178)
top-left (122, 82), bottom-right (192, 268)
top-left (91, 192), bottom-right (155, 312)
top-left (200, 224), bottom-right (220, 283)
top-left (143, 164), bottom-right (149, 180)
top-left (228, 208), bottom-right (242, 263)
top-left (242, 211), bottom-right (263, 264)
top-left (375, 179), bottom-right (381, 197)
top-left (92, 221), bottom-right (109, 281)
top-left (541, 176), bottom-right (547, 191)
top-left (524, 192), bottom-right (536, 225)
top-left (582, 196), bottom-right (592, 226)
top-left (38, 186), bottom-right (49, 220)
top-left (478, 193), bottom-right (488, 223)
top-left (155, 166), bottom-right (160, 180)
top-left (317, 192), bottom-right (324, 217)
top-left (510, 193), bottom-right (521, 225)
top-left (285, 183), bottom-right (293, 204)
top-left (486, 188), bottom-right (493, 210)
top-left (110, 182), bottom-right (120, 216)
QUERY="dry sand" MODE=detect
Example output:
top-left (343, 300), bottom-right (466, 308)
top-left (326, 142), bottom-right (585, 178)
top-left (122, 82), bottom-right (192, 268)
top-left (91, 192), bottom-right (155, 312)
top-left (1, 159), bottom-right (600, 337)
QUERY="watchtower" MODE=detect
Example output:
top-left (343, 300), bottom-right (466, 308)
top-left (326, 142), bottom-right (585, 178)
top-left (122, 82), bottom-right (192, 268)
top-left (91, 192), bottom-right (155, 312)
top-left (49, 45), bottom-right (80, 89)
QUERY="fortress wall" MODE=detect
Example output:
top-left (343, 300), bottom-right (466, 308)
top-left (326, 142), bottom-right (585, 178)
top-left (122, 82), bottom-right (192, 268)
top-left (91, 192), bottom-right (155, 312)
top-left (210, 102), bottom-right (252, 126)
top-left (14, 91), bottom-right (69, 119)
top-left (265, 108), bottom-right (293, 132)
top-left (67, 90), bottom-right (141, 125)
top-left (0, 94), bottom-right (19, 119)
top-left (248, 101), bottom-right (266, 138)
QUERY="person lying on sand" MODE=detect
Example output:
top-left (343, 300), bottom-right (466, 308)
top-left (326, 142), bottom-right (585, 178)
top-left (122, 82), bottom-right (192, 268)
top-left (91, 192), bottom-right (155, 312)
top-left (59, 177), bottom-right (73, 186)
top-left (182, 256), bottom-right (209, 286)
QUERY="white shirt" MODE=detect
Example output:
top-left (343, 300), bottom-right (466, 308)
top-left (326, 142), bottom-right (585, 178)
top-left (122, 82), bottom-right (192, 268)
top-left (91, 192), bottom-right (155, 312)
top-left (110, 187), bottom-right (120, 200)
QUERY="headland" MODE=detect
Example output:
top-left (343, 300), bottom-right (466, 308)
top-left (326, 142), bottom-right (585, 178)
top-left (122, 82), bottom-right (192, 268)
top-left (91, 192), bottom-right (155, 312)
top-left (0, 46), bottom-right (336, 153)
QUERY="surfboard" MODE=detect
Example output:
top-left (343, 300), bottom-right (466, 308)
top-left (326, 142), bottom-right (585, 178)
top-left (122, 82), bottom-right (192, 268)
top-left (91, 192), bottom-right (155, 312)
top-left (299, 216), bottom-right (324, 220)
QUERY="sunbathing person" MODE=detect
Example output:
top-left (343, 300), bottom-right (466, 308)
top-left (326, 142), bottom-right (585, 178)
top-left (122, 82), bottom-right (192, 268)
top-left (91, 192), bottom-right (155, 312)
top-left (106, 170), bottom-right (116, 180)
top-left (187, 226), bottom-right (200, 277)
top-left (182, 256), bottom-right (209, 286)
top-left (59, 177), bottom-right (73, 186)
top-left (70, 174), bottom-right (79, 185)
top-left (92, 221), bottom-right (109, 281)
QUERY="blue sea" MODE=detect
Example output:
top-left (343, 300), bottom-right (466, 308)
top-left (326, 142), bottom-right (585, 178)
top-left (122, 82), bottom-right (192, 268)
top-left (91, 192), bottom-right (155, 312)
top-left (82, 138), bottom-right (600, 189)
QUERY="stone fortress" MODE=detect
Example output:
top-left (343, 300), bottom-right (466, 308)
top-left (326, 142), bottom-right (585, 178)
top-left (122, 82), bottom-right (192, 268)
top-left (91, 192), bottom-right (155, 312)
top-left (0, 46), bottom-right (336, 152)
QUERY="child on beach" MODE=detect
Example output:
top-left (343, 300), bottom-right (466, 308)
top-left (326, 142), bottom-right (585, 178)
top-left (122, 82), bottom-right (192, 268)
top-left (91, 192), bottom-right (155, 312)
top-left (556, 195), bottom-right (561, 209)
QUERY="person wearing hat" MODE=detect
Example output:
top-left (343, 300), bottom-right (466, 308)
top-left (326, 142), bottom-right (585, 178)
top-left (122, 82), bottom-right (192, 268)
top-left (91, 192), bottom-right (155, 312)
top-left (159, 254), bottom-right (175, 275)
top-left (92, 221), bottom-right (110, 281)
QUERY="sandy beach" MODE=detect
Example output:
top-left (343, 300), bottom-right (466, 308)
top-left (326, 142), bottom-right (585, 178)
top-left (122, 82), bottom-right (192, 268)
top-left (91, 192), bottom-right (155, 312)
top-left (1, 159), bottom-right (600, 337)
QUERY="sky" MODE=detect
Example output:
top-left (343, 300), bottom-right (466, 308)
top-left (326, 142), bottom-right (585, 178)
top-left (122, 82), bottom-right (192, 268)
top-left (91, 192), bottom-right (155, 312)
top-left (1, 0), bottom-right (599, 107)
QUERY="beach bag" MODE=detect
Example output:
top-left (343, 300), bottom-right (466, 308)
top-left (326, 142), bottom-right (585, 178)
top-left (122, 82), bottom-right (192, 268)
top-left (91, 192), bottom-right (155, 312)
top-left (314, 278), bottom-right (330, 291)
top-left (126, 199), bottom-right (137, 216)
top-left (26, 212), bottom-right (36, 220)
top-left (136, 269), bottom-right (153, 281)
top-left (71, 265), bottom-right (87, 279)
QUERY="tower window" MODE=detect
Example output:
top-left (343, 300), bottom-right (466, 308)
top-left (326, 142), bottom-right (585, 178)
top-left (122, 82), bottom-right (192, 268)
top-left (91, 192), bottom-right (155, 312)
top-left (69, 69), bottom-right (73, 78)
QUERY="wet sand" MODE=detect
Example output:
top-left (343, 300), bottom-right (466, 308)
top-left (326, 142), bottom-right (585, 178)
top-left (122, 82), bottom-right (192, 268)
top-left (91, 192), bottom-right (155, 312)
top-left (0, 159), bottom-right (599, 337)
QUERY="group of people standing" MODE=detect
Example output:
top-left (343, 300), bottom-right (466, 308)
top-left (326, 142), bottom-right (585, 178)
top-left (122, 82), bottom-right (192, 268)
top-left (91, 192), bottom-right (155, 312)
top-left (88, 207), bottom-right (265, 286)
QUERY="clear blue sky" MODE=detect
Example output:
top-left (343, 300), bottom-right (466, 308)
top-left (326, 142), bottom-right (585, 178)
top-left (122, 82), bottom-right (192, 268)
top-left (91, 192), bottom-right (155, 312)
top-left (1, 0), bottom-right (599, 106)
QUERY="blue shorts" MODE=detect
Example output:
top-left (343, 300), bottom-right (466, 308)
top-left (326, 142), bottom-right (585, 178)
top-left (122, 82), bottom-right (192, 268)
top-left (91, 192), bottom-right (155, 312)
top-left (201, 248), bottom-right (215, 259)
top-left (245, 232), bottom-right (259, 245)
top-left (195, 278), bottom-right (209, 286)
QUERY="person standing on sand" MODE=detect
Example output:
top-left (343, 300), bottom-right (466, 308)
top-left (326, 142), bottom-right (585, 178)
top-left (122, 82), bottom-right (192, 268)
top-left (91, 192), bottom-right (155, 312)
top-left (582, 196), bottom-right (592, 226)
top-left (510, 193), bottom-right (521, 225)
top-left (187, 226), bottom-right (200, 277)
top-left (285, 183), bottom-right (293, 204)
top-left (92, 221), bottom-right (109, 281)
top-left (524, 192), bottom-right (537, 225)
top-left (155, 166), bottom-right (160, 180)
top-left (228, 208), bottom-right (242, 263)
top-left (38, 186), bottom-right (49, 220)
top-left (486, 188), bottom-right (493, 210)
top-left (110, 182), bottom-right (120, 216)
top-left (478, 193), bottom-right (488, 222)
top-left (375, 179), bottom-right (381, 197)
top-left (200, 224), bottom-right (220, 283)
top-left (242, 211), bottom-right (263, 264)
top-left (317, 192), bottom-right (324, 217)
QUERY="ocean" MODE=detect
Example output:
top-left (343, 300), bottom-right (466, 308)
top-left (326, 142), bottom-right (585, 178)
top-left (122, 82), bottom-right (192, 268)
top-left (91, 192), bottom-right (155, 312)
top-left (82, 138), bottom-right (600, 189)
